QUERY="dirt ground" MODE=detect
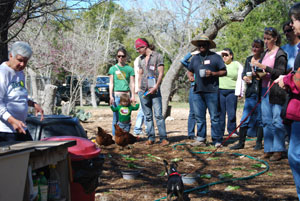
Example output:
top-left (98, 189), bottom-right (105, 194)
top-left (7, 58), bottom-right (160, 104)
top-left (81, 103), bottom-right (298, 201)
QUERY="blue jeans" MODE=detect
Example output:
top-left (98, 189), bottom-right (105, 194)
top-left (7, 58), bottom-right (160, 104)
top-left (133, 106), bottom-right (146, 134)
top-left (219, 89), bottom-right (237, 135)
top-left (188, 86), bottom-right (196, 137)
top-left (112, 95), bottom-right (121, 136)
top-left (193, 92), bottom-right (222, 144)
top-left (261, 87), bottom-right (286, 152)
top-left (240, 94), bottom-right (262, 127)
top-left (138, 89), bottom-right (167, 142)
top-left (240, 94), bottom-right (263, 137)
top-left (117, 122), bottom-right (131, 132)
top-left (288, 121), bottom-right (300, 200)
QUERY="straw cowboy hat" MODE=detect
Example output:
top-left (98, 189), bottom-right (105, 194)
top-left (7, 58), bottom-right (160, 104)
top-left (191, 35), bottom-right (216, 49)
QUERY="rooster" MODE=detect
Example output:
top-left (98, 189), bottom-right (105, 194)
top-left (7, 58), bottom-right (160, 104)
top-left (114, 124), bottom-right (138, 147)
top-left (95, 126), bottom-right (115, 146)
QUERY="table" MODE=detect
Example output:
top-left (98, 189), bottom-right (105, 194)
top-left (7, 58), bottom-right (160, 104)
top-left (0, 140), bottom-right (76, 201)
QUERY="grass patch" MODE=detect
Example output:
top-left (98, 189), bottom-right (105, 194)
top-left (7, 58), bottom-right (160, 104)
top-left (169, 101), bottom-right (189, 108)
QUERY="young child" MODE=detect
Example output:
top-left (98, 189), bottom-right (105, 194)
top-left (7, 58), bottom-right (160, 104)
top-left (110, 93), bottom-right (139, 132)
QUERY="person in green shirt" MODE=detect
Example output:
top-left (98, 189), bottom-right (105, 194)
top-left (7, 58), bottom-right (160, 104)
top-left (110, 94), bottom-right (139, 132)
top-left (108, 48), bottom-right (135, 135)
top-left (219, 48), bottom-right (245, 137)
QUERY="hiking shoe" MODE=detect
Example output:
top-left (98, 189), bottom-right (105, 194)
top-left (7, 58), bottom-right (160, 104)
top-left (262, 152), bottom-right (273, 159)
top-left (191, 141), bottom-right (206, 147)
top-left (270, 152), bottom-right (283, 161)
top-left (145, 140), bottom-right (154, 145)
top-left (160, 139), bottom-right (169, 146)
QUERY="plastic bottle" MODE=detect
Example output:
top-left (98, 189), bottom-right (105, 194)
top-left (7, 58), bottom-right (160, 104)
top-left (48, 165), bottom-right (61, 200)
top-left (39, 171), bottom-right (48, 201)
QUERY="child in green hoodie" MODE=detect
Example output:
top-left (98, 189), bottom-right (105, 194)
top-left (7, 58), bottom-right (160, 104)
top-left (110, 93), bottom-right (139, 132)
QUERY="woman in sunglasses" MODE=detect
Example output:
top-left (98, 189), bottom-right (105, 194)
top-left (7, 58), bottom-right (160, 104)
top-left (108, 48), bottom-right (135, 136)
top-left (218, 48), bottom-right (244, 139)
top-left (251, 27), bottom-right (288, 161)
top-left (230, 39), bottom-right (264, 150)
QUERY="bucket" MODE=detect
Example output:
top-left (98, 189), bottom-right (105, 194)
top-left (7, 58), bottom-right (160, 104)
top-left (121, 170), bottom-right (141, 180)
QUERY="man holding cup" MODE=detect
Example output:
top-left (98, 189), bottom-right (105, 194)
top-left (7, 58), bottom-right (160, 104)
top-left (187, 35), bottom-right (227, 147)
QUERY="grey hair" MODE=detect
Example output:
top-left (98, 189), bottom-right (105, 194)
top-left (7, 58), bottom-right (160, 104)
top-left (10, 41), bottom-right (33, 59)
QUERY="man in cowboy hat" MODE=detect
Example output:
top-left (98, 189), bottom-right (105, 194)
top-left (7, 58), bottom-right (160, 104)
top-left (187, 34), bottom-right (227, 147)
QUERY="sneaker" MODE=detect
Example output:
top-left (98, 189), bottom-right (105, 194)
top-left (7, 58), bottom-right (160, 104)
top-left (231, 133), bottom-right (239, 137)
top-left (160, 139), bottom-right (169, 146)
top-left (145, 140), bottom-right (154, 145)
top-left (215, 142), bottom-right (223, 148)
top-left (191, 140), bottom-right (206, 146)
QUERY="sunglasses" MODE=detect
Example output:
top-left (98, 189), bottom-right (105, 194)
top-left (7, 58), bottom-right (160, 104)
top-left (222, 54), bottom-right (229, 57)
top-left (117, 55), bottom-right (126, 58)
top-left (264, 27), bottom-right (275, 32)
top-left (284, 29), bottom-right (293, 34)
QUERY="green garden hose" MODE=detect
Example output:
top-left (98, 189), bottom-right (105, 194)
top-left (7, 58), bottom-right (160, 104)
top-left (154, 143), bottom-right (269, 201)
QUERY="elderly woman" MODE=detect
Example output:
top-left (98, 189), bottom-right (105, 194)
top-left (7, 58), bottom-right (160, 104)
top-left (251, 27), bottom-right (287, 161)
top-left (0, 41), bottom-right (44, 141)
top-left (218, 48), bottom-right (244, 138)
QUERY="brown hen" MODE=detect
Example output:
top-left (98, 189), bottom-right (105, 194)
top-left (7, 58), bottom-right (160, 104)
top-left (96, 126), bottom-right (115, 146)
top-left (114, 124), bottom-right (138, 147)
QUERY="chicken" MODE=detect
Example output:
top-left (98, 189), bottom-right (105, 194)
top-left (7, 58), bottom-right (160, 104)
top-left (114, 124), bottom-right (138, 147)
top-left (95, 126), bottom-right (115, 146)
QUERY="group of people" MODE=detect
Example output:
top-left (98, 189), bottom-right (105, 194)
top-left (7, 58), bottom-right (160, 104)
top-left (109, 38), bottom-right (169, 146)
top-left (1, 2), bottom-right (300, 200)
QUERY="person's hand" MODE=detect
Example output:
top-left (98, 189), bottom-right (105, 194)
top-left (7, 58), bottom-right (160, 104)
top-left (110, 97), bottom-right (114, 105)
top-left (7, 116), bottom-right (26, 134)
top-left (130, 96), bottom-right (136, 104)
top-left (188, 76), bottom-right (195, 82)
top-left (148, 86), bottom-right (158, 94)
top-left (205, 69), bottom-right (213, 77)
top-left (251, 61), bottom-right (265, 70)
top-left (34, 103), bottom-right (44, 121)
top-left (243, 76), bottom-right (252, 84)
top-left (274, 75), bottom-right (286, 89)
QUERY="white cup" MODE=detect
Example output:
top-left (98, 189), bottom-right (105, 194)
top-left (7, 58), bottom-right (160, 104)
top-left (246, 72), bottom-right (252, 83)
top-left (199, 69), bottom-right (206, 77)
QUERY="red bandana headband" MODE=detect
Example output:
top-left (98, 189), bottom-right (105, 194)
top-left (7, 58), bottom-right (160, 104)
top-left (135, 38), bottom-right (148, 49)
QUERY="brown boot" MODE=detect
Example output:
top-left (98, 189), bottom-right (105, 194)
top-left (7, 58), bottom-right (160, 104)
top-left (262, 152), bottom-right (273, 159)
top-left (270, 152), bottom-right (283, 161)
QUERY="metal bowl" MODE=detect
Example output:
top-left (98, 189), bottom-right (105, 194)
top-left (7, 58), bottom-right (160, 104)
top-left (121, 170), bottom-right (141, 180)
top-left (182, 173), bottom-right (199, 184)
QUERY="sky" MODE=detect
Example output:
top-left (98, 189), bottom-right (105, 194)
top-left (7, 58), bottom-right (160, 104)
top-left (66, 0), bottom-right (157, 11)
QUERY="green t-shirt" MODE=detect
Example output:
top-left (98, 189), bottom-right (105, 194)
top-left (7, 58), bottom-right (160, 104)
top-left (108, 64), bottom-right (135, 91)
top-left (110, 104), bottom-right (139, 123)
top-left (219, 61), bottom-right (240, 90)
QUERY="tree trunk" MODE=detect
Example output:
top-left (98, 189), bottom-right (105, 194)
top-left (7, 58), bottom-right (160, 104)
top-left (0, 1), bottom-right (15, 63)
top-left (161, 53), bottom-right (187, 118)
top-left (90, 84), bottom-right (97, 108)
top-left (27, 68), bottom-right (38, 102)
top-left (80, 85), bottom-right (83, 107)
top-left (42, 84), bottom-right (57, 115)
top-left (160, 0), bottom-right (266, 117)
